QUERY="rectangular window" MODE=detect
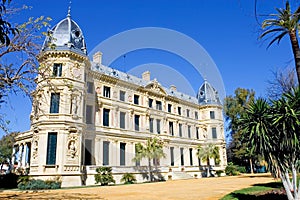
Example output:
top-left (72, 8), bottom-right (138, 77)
top-left (179, 124), bottom-right (182, 137)
top-left (188, 125), bottom-right (191, 138)
top-left (170, 147), bottom-right (174, 166)
top-left (135, 115), bottom-right (140, 131)
top-left (212, 127), bottom-right (217, 139)
top-left (148, 98), bottom-right (153, 108)
top-left (195, 111), bottom-right (198, 119)
top-left (46, 132), bottom-right (57, 165)
top-left (120, 143), bottom-right (126, 166)
top-left (189, 148), bottom-right (193, 166)
top-left (103, 108), bottom-right (110, 126)
top-left (84, 139), bottom-right (92, 165)
top-left (134, 95), bottom-right (139, 105)
top-left (119, 91), bottom-right (125, 101)
top-left (86, 105), bottom-right (93, 124)
top-left (87, 82), bottom-right (94, 94)
top-left (168, 104), bottom-right (172, 113)
top-left (210, 111), bottom-right (215, 119)
top-left (156, 119), bottom-right (161, 134)
top-left (53, 63), bottom-right (62, 77)
top-left (149, 118), bottom-right (154, 133)
top-left (50, 93), bottom-right (60, 113)
top-left (103, 141), bottom-right (109, 165)
top-left (169, 121), bottom-right (174, 136)
top-left (156, 101), bottom-right (162, 110)
top-left (187, 109), bottom-right (190, 117)
top-left (178, 107), bottom-right (182, 115)
top-left (135, 144), bottom-right (140, 166)
top-left (120, 112), bottom-right (126, 129)
top-left (196, 127), bottom-right (199, 139)
top-left (103, 86), bottom-right (111, 98)
top-left (180, 148), bottom-right (184, 166)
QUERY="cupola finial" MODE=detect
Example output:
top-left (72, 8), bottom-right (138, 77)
top-left (67, 0), bottom-right (72, 17)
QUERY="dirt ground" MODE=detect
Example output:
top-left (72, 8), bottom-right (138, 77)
top-left (0, 174), bottom-right (276, 200)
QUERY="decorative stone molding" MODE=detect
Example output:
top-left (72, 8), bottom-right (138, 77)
top-left (64, 165), bottom-right (80, 172)
top-left (32, 134), bottom-right (39, 160)
top-left (67, 134), bottom-right (79, 160)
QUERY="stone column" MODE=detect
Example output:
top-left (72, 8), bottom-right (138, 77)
top-left (115, 141), bottom-right (120, 166)
top-left (12, 146), bottom-right (16, 165)
top-left (160, 146), bottom-right (169, 167)
top-left (25, 143), bottom-right (30, 167)
top-left (94, 139), bottom-right (100, 166)
top-left (22, 143), bottom-right (28, 168)
top-left (18, 144), bottom-right (23, 167)
top-left (109, 140), bottom-right (117, 166)
top-left (127, 142), bottom-right (135, 167)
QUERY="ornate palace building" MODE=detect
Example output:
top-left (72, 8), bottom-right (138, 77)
top-left (14, 14), bottom-right (227, 187)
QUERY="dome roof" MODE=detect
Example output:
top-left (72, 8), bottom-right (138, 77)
top-left (42, 14), bottom-right (87, 55)
top-left (197, 80), bottom-right (221, 105)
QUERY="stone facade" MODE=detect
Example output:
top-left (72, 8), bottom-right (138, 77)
top-left (14, 14), bottom-right (227, 187)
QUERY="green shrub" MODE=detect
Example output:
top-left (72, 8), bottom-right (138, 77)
top-left (121, 173), bottom-right (136, 184)
top-left (237, 166), bottom-right (246, 173)
top-left (17, 176), bottom-right (61, 190)
top-left (225, 162), bottom-right (239, 176)
top-left (17, 175), bottom-right (30, 185)
top-left (216, 170), bottom-right (223, 177)
top-left (95, 166), bottom-right (115, 186)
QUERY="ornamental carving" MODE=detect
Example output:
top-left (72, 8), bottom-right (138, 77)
top-left (151, 80), bottom-right (161, 93)
top-left (67, 134), bottom-right (79, 159)
top-left (32, 134), bottom-right (39, 160)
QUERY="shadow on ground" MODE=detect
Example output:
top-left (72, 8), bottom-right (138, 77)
top-left (230, 192), bottom-right (287, 200)
top-left (230, 182), bottom-right (287, 200)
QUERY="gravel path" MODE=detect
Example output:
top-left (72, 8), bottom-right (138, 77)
top-left (0, 174), bottom-right (276, 200)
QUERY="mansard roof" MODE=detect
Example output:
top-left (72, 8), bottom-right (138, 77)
top-left (197, 80), bottom-right (221, 105)
top-left (42, 14), bottom-right (87, 55)
top-left (91, 63), bottom-right (201, 105)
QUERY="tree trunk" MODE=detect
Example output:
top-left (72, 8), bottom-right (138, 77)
top-left (292, 165), bottom-right (298, 200)
top-left (148, 158), bottom-right (152, 182)
top-left (289, 30), bottom-right (300, 85)
top-left (207, 156), bottom-right (210, 177)
top-left (280, 171), bottom-right (294, 200)
top-left (249, 158), bottom-right (254, 174)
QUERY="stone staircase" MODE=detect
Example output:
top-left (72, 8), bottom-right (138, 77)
top-left (171, 171), bottom-right (194, 180)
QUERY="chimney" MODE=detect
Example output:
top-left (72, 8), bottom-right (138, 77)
top-left (93, 51), bottom-right (102, 64)
top-left (170, 85), bottom-right (177, 91)
top-left (142, 71), bottom-right (150, 81)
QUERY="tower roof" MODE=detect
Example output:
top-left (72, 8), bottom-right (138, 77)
top-left (42, 14), bottom-right (87, 55)
top-left (197, 80), bottom-right (221, 105)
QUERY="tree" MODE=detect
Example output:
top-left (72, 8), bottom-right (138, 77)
top-left (0, 0), bottom-right (18, 46)
top-left (224, 88), bottom-right (255, 172)
top-left (196, 144), bottom-right (220, 177)
top-left (260, 1), bottom-right (300, 85)
top-left (121, 173), bottom-right (136, 184)
top-left (0, 9), bottom-right (51, 132)
top-left (94, 166), bottom-right (115, 186)
top-left (133, 137), bottom-right (165, 182)
top-left (267, 66), bottom-right (298, 99)
top-left (0, 131), bottom-right (18, 171)
top-left (239, 88), bottom-right (300, 200)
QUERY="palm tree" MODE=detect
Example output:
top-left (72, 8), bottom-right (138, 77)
top-left (239, 89), bottom-right (300, 200)
top-left (133, 137), bottom-right (166, 182)
top-left (260, 1), bottom-right (300, 85)
top-left (196, 144), bottom-right (220, 177)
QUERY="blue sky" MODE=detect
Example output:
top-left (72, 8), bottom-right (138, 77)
top-left (1, 0), bottom-right (298, 137)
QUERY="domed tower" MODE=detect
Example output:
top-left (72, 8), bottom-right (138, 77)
top-left (197, 80), bottom-right (227, 167)
top-left (29, 12), bottom-right (90, 187)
